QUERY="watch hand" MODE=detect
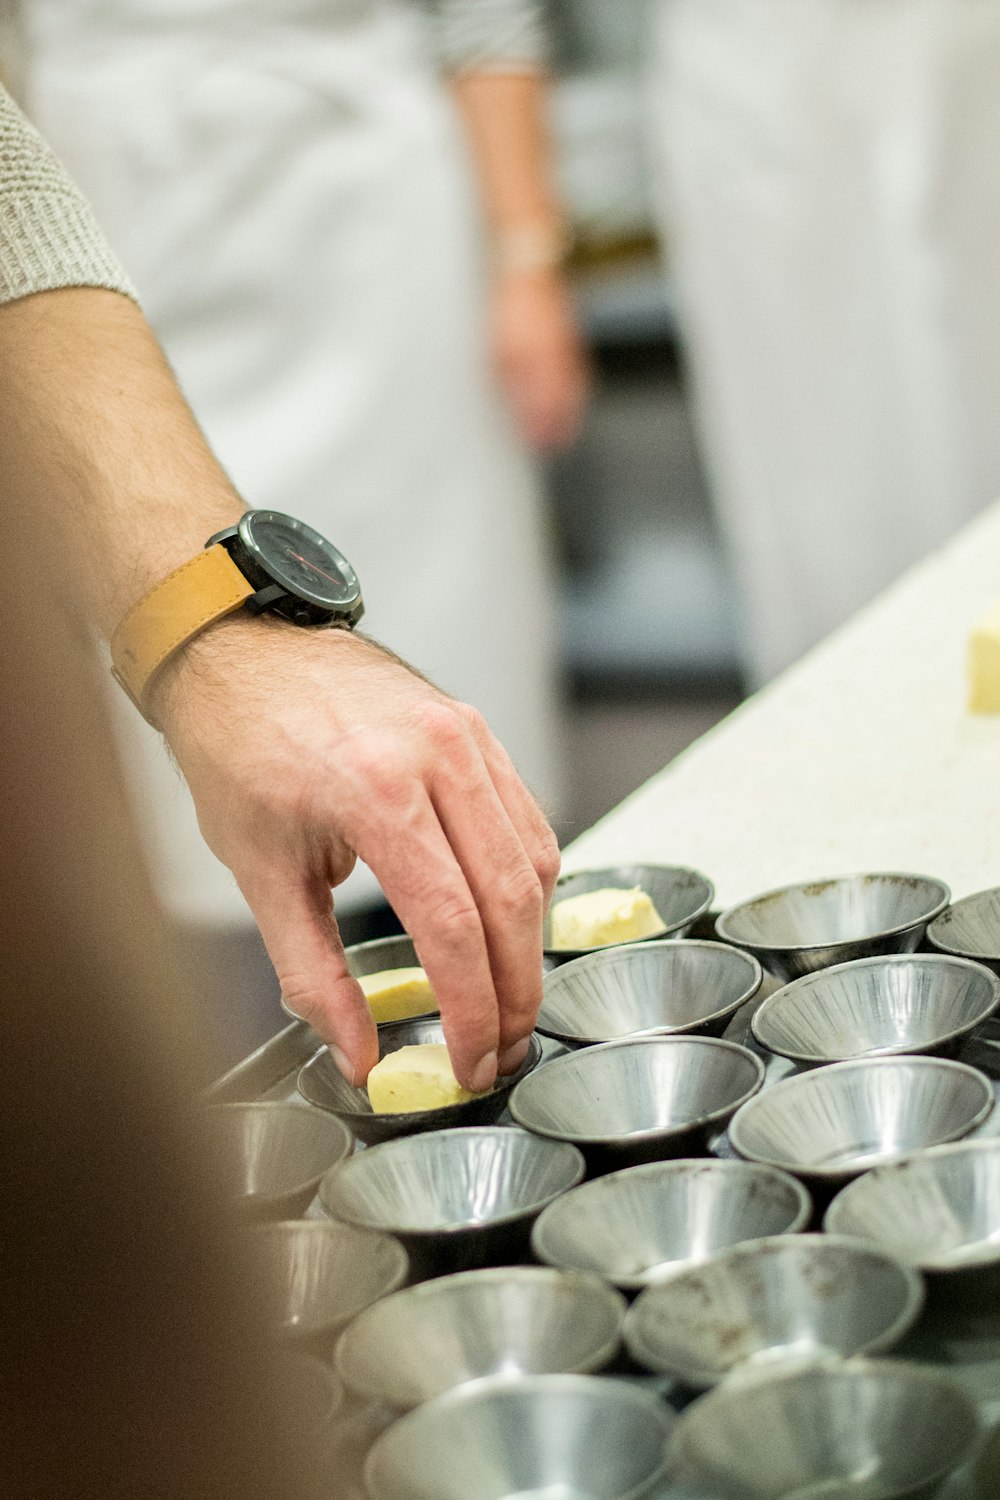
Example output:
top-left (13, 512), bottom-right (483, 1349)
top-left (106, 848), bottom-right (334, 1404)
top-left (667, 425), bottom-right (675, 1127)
top-left (289, 550), bottom-right (342, 587)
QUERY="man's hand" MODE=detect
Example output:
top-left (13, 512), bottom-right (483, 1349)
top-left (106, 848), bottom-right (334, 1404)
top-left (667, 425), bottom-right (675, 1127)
top-left (153, 619), bottom-right (560, 1091)
top-left (0, 287), bottom-right (560, 1093)
top-left (493, 267), bottom-right (589, 452)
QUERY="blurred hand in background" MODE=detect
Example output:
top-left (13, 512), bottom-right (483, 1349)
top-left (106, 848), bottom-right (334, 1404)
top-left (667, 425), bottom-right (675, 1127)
top-left (493, 263), bottom-right (590, 452)
top-left (452, 69), bottom-right (590, 453)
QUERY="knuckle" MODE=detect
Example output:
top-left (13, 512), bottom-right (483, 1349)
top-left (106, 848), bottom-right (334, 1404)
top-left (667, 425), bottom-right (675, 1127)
top-left (339, 728), bottom-right (401, 782)
top-left (495, 863), bottom-right (544, 921)
top-left (277, 975), bottom-right (325, 1025)
top-left (533, 834), bottom-right (561, 891)
top-left (501, 1000), bottom-right (540, 1041)
top-left (414, 698), bottom-right (471, 753)
top-left (335, 730), bottom-right (412, 806)
top-left (433, 892), bottom-right (485, 947)
top-left (453, 701), bottom-right (489, 742)
top-left (498, 989), bottom-right (543, 1047)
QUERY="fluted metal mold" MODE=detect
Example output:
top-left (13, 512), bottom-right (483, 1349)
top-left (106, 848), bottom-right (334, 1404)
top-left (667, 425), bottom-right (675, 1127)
top-left (336, 1266), bottom-right (625, 1410)
top-left (928, 886), bottom-right (1000, 977)
top-left (209, 1101), bottom-right (353, 1219)
top-left (716, 872), bottom-right (950, 982)
top-left (252, 1219), bottom-right (408, 1343)
top-left (297, 1019), bottom-right (541, 1145)
top-left (531, 1157), bottom-right (811, 1290)
top-left (729, 1055), bottom-right (993, 1182)
top-left (510, 1035), bottom-right (765, 1173)
top-left (318, 1126), bottom-right (584, 1277)
top-left (365, 1373), bottom-right (674, 1500)
top-left (624, 1234), bottom-right (923, 1387)
top-left (825, 1137), bottom-right (1000, 1271)
top-left (751, 953), bottom-right (1000, 1063)
top-left (537, 939), bottom-right (762, 1045)
top-left (543, 863), bottom-right (714, 959)
top-left (667, 1359), bottom-right (980, 1500)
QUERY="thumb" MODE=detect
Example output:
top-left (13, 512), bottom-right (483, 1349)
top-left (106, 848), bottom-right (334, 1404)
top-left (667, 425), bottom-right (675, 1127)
top-left (239, 868), bottom-right (379, 1086)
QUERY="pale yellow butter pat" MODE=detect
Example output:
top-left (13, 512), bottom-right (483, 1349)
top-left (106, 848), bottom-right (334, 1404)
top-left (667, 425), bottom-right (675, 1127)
top-left (367, 1044), bottom-right (477, 1114)
top-left (969, 601), bottom-right (1000, 713)
top-left (358, 966), bottom-right (438, 1023)
top-left (550, 886), bottom-right (668, 950)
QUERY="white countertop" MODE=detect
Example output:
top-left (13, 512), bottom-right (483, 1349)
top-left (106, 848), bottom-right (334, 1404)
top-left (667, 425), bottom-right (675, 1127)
top-left (564, 500), bottom-right (1000, 909)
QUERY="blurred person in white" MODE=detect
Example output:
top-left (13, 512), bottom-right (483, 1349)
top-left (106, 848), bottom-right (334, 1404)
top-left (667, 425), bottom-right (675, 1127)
top-left (649, 0), bottom-right (1000, 683)
top-left (6, 0), bottom-right (587, 990)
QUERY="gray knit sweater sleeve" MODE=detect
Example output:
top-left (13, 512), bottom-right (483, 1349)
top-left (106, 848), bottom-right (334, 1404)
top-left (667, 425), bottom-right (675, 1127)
top-left (0, 85), bottom-right (135, 306)
top-left (430, 0), bottom-right (549, 73)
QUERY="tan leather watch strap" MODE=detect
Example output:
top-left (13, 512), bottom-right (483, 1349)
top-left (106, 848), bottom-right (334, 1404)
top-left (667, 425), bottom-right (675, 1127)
top-left (110, 544), bottom-right (255, 715)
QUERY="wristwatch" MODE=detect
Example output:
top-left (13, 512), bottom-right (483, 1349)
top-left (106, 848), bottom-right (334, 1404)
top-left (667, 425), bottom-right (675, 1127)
top-left (110, 509), bottom-right (364, 716)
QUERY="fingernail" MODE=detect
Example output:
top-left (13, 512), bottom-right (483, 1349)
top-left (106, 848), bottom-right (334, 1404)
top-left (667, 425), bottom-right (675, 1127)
top-left (328, 1044), bottom-right (359, 1087)
top-left (497, 1038), bottom-right (530, 1076)
top-left (469, 1050), bottom-right (498, 1093)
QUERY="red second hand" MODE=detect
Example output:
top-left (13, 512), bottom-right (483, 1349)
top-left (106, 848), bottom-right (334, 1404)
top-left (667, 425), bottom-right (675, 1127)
top-left (289, 550), bottom-right (342, 586)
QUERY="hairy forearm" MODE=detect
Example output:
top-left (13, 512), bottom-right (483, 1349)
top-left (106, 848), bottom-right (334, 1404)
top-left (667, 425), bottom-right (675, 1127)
top-left (0, 86), bottom-right (231, 637)
top-left (450, 72), bottom-right (565, 248)
top-left (0, 287), bottom-right (243, 639)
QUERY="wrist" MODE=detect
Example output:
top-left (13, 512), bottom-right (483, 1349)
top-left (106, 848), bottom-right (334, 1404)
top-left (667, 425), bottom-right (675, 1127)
top-left (149, 611), bottom-right (368, 740)
top-left (111, 509), bottom-right (365, 724)
top-left (147, 609), bottom-right (272, 728)
top-left (492, 220), bottom-right (571, 281)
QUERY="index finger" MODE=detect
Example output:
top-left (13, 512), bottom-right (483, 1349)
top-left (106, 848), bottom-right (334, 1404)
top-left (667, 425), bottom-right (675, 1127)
top-left (348, 786), bottom-right (502, 1093)
top-left (237, 864), bottom-right (379, 1085)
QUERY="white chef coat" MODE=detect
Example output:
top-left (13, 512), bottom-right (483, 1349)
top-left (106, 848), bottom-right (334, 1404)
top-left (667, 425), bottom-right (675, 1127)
top-left (649, 0), bottom-right (1000, 683)
top-left (13, 0), bottom-right (560, 921)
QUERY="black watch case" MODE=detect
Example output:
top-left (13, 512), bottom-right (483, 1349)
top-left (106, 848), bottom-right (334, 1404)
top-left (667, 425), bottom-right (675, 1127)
top-left (207, 510), bottom-right (364, 629)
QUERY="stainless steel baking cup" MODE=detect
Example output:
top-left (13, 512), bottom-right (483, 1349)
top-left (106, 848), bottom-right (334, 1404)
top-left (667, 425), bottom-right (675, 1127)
top-left (336, 1266), bottom-right (624, 1410)
top-left (531, 1157), bottom-right (810, 1291)
top-left (716, 872), bottom-right (950, 982)
top-left (538, 938), bottom-right (762, 1045)
top-left (624, 1234), bottom-right (923, 1386)
top-left (825, 1137), bottom-right (1000, 1272)
top-left (209, 1101), bottom-right (353, 1219)
top-left (928, 885), bottom-right (1000, 977)
top-left (544, 863), bottom-right (714, 959)
top-left (511, 1035), bottom-right (764, 1173)
top-left (751, 953), bottom-right (1000, 1063)
top-left (365, 1374), bottom-right (674, 1500)
top-left (667, 1358), bottom-right (979, 1500)
top-left (298, 1018), bottom-right (541, 1145)
top-left (252, 1218), bottom-right (408, 1343)
top-left (319, 1126), bottom-right (584, 1278)
top-left (729, 1055), bottom-right (993, 1183)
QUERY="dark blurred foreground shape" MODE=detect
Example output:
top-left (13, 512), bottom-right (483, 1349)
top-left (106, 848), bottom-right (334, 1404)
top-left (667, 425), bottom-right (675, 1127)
top-left (0, 475), bottom-right (323, 1497)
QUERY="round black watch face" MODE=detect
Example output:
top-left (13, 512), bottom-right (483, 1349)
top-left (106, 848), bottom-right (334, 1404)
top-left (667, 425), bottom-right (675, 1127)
top-left (240, 511), bottom-right (360, 610)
